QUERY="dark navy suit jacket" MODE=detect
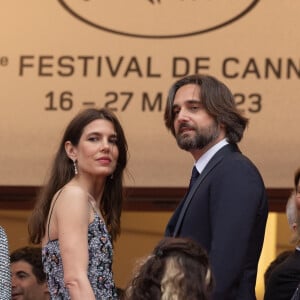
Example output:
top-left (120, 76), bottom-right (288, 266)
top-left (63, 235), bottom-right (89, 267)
top-left (165, 143), bottom-right (268, 300)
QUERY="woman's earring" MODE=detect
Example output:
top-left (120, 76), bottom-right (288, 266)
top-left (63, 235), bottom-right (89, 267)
top-left (73, 160), bottom-right (78, 175)
top-left (110, 173), bottom-right (114, 180)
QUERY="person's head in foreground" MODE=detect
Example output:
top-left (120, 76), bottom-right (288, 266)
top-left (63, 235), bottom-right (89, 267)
top-left (125, 237), bottom-right (213, 300)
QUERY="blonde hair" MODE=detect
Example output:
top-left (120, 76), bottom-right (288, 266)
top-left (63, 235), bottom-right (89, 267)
top-left (160, 257), bottom-right (211, 300)
top-left (125, 237), bottom-right (213, 300)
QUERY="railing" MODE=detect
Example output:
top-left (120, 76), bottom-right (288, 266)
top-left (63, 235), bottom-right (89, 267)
top-left (0, 186), bottom-right (291, 212)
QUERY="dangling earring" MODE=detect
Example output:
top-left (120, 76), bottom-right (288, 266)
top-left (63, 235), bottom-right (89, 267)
top-left (110, 173), bottom-right (114, 180)
top-left (73, 160), bottom-right (78, 175)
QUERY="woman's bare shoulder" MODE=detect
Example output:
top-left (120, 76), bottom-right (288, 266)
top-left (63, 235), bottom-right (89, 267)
top-left (53, 184), bottom-right (89, 210)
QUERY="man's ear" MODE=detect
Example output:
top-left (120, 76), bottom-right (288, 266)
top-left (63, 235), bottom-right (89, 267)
top-left (65, 141), bottom-right (77, 161)
top-left (292, 222), bottom-right (298, 232)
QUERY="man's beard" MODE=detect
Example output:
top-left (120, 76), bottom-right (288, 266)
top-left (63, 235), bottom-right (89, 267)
top-left (176, 122), bottom-right (220, 151)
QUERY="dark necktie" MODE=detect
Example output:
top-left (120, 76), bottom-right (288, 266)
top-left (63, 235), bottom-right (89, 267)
top-left (170, 166), bottom-right (199, 237)
top-left (188, 166), bottom-right (199, 189)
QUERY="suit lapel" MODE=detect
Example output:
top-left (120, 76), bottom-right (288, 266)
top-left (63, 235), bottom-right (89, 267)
top-left (172, 144), bottom-right (239, 237)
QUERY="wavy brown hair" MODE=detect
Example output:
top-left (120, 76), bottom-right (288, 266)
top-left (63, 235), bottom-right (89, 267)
top-left (28, 108), bottom-right (128, 244)
top-left (125, 237), bottom-right (213, 300)
top-left (164, 74), bottom-right (248, 144)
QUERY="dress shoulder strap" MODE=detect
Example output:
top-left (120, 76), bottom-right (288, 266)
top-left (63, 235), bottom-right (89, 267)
top-left (87, 193), bottom-right (105, 222)
top-left (47, 189), bottom-right (64, 241)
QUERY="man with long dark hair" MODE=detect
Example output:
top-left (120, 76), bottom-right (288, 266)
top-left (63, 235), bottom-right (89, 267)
top-left (164, 74), bottom-right (268, 300)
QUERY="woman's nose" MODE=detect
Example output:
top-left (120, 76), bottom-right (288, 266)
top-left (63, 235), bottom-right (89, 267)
top-left (100, 140), bottom-right (110, 152)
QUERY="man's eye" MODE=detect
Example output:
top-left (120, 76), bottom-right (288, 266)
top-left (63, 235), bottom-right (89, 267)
top-left (17, 273), bottom-right (28, 279)
top-left (190, 105), bottom-right (200, 111)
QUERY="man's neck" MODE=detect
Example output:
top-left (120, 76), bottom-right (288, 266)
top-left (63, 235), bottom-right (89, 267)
top-left (191, 134), bottom-right (227, 161)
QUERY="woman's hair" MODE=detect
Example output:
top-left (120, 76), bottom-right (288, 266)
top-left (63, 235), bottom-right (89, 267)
top-left (125, 237), bottom-right (213, 300)
top-left (28, 108), bottom-right (128, 244)
top-left (164, 74), bottom-right (248, 144)
top-left (294, 168), bottom-right (300, 189)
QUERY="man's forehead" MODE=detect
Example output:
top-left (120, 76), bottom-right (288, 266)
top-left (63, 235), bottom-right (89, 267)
top-left (11, 260), bottom-right (33, 273)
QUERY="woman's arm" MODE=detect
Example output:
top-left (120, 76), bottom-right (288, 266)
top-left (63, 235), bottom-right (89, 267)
top-left (55, 187), bottom-right (96, 300)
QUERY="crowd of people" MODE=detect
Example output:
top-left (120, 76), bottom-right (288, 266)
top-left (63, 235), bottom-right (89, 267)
top-left (0, 74), bottom-right (299, 300)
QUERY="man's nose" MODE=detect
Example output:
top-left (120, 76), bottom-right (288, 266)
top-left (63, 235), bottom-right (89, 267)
top-left (11, 276), bottom-right (17, 287)
top-left (177, 108), bottom-right (189, 122)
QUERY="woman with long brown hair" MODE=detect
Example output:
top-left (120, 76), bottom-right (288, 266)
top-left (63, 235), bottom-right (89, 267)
top-left (29, 108), bottom-right (128, 299)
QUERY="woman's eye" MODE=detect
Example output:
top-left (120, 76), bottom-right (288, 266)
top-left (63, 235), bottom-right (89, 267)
top-left (88, 136), bottom-right (98, 142)
top-left (109, 138), bottom-right (118, 144)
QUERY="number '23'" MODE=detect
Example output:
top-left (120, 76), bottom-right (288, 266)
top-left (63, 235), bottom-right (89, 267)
top-left (234, 93), bottom-right (261, 113)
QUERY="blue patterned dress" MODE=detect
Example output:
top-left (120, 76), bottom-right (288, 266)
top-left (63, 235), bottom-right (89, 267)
top-left (42, 213), bottom-right (119, 299)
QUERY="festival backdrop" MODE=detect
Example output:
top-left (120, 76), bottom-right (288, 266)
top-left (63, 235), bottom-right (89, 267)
top-left (0, 0), bottom-right (299, 188)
